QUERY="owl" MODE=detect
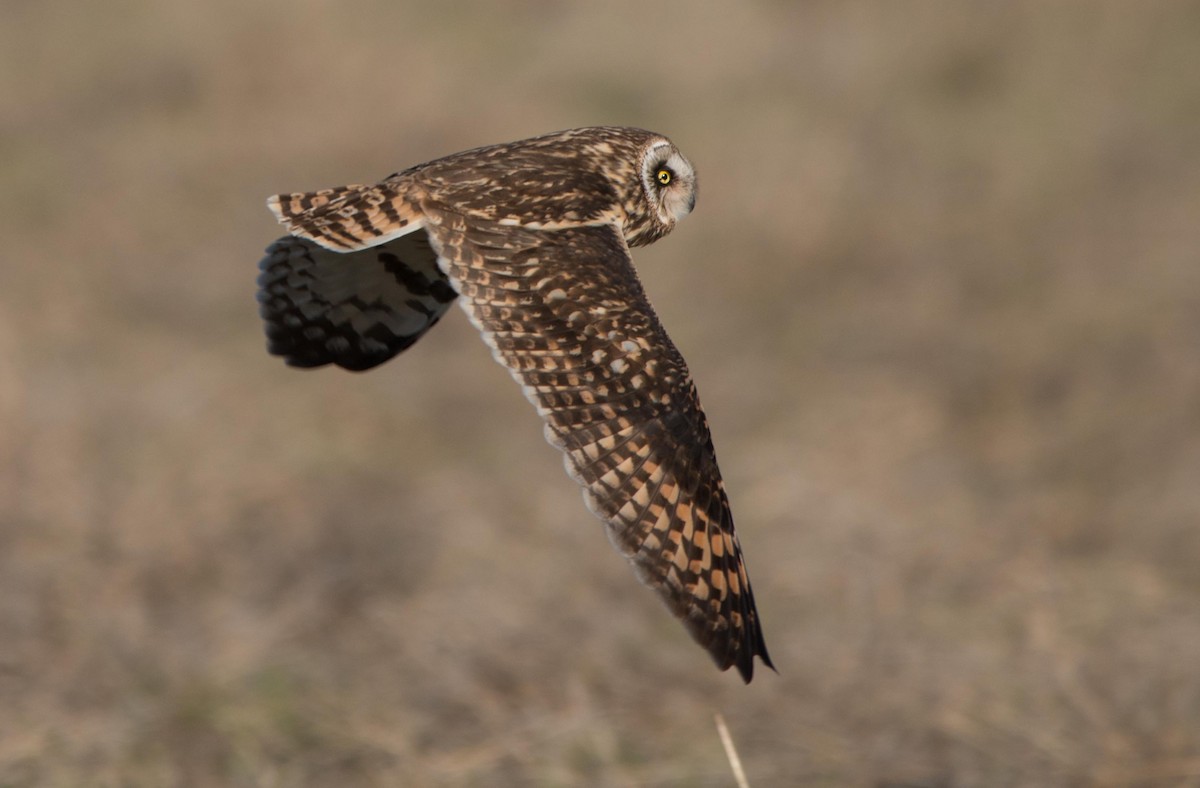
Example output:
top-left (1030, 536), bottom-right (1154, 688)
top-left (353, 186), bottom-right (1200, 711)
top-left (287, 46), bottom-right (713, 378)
top-left (256, 127), bottom-right (773, 682)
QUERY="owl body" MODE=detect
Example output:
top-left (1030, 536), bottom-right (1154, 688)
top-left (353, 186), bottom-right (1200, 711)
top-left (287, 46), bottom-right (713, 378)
top-left (401, 127), bottom-right (687, 245)
top-left (256, 127), bottom-right (772, 681)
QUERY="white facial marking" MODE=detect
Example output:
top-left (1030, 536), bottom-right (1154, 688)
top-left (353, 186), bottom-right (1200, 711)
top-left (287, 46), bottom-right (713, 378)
top-left (641, 142), bottom-right (696, 225)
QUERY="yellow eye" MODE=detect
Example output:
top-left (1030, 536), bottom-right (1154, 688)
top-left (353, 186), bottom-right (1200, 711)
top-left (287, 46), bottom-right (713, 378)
top-left (656, 168), bottom-right (672, 186)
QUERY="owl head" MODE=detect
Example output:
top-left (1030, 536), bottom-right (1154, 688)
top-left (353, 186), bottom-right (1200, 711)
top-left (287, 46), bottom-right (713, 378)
top-left (624, 137), bottom-right (698, 247)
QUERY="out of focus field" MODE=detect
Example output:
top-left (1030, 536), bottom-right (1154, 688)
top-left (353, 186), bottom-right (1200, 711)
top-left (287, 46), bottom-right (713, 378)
top-left (2, 3), bottom-right (1199, 785)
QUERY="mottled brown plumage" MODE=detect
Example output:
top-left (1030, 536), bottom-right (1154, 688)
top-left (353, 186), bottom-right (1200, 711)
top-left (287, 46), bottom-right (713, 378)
top-left (256, 127), bottom-right (772, 681)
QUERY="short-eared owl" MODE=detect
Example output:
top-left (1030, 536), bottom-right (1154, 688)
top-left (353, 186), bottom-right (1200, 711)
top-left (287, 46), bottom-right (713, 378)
top-left (256, 127), bottom-right (773, 681)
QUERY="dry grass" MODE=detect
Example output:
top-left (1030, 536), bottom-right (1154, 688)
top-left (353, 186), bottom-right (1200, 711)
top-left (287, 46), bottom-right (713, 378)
top-left (3, 1), bottom-right (1200, 785)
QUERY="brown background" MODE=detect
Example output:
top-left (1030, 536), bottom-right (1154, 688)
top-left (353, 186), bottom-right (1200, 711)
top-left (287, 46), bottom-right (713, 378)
top-left (2, 2), bottom-right (1199, 785)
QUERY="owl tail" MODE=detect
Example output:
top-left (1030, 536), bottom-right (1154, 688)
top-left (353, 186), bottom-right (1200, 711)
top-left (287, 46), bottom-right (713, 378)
top-left (267, 181), bottom-right (426, 253)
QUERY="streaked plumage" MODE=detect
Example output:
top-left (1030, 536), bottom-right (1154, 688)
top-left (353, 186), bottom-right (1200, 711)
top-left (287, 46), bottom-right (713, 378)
top-left (256, 126), bottom-right (773, 681)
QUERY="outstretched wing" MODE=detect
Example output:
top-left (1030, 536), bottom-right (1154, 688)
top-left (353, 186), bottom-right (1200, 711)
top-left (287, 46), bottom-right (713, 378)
top-left (422, 209), bottom-right (773, 681)
top-left (256, 232), bottom-right (456, 371)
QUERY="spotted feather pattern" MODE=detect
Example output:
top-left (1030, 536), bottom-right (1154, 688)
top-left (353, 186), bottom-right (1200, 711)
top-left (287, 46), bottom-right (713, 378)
top-left (422, 208), bottom-right (773, 681)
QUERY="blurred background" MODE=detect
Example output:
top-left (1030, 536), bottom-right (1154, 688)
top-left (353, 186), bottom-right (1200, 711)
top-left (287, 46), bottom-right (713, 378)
top-left (2, 2), bottom-right (1199, 785)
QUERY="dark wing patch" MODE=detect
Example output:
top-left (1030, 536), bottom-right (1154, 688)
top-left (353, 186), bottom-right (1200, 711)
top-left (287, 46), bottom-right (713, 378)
top-left (423, 210), bottom-right (773, 682)
top-left (256, 231), bottom-right (456, 371)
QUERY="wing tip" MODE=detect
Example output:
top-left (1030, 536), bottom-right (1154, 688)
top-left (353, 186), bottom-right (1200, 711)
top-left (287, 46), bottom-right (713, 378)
top-left (729, 626), bottom-right (775, 684)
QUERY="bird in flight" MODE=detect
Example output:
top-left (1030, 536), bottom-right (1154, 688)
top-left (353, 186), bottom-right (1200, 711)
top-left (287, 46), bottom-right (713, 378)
top-left (256, 127), bottom-right (773, 681)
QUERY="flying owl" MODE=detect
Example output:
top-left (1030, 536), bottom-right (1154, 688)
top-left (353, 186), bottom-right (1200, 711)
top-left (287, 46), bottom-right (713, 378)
top-left (255, 127), bottom-right (773, 682)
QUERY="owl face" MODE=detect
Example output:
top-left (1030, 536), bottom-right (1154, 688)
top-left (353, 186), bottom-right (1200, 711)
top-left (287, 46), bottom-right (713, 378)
top-left (641, 141), bottom-right (697, 228)
top-left (615, 137), bottom-right (697, 248)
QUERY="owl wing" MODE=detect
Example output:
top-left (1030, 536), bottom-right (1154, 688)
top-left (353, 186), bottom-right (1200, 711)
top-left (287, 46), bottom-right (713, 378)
top-left (256, 232), bottom-right (456, 371)
top-left (422, 207), bottom-right (773, 682)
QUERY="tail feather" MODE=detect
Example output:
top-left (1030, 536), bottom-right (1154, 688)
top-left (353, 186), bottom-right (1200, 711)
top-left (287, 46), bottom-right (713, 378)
top-left (267, 181), bottom-right (425, 252)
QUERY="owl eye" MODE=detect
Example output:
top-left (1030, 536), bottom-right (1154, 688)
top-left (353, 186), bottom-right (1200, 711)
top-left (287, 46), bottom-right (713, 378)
top-left (656, 168), bottom-right (672, 186)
